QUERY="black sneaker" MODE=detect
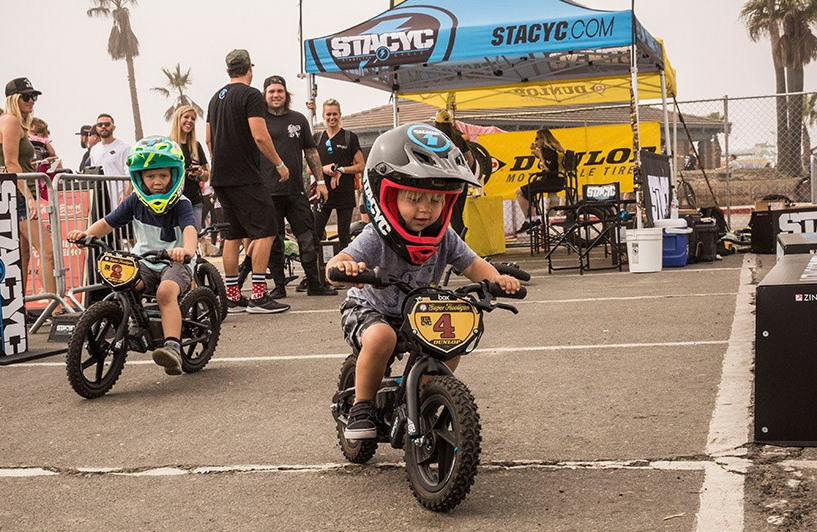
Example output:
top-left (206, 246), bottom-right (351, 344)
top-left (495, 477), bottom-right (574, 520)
top-left (247, 294), bottom-right (290, 314)
top-left (344, 400), bottom-right (377, 440)
top-left (269, 285), bottom-right (287, 299)
top-left (307, 284), bottom-right (338, 296)
top-left (152, 344), bottom-right (182, 376)
top-left (516, 219), bottom-right (541, 234)
top-left (226, 295), bottom-right (249, 314)
top-left (295, 277), bottom-right (309, 292)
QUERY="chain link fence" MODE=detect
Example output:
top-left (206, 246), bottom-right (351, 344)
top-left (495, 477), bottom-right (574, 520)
top-left (673, 91), bottom-right (817, 231)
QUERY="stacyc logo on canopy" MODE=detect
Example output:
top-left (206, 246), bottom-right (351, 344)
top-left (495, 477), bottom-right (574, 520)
top-left (329, 8), bottom-right (456, 70)
top-left (490, 16), bottom-right (616, 45)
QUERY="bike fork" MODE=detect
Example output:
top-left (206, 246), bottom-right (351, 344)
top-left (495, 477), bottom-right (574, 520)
top-left (404, 358), bottom-right (453, 443)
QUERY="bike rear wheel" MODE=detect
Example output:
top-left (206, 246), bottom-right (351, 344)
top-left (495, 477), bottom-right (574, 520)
top-left (179, 287), bottom-right (221, 373)
top-left (405, 376), bottom-right (481, 512)
top-left (335, 355), bottom-right (378, 464)
top-left (195, 260), bottom-right (228, 322)
top-left (65, 301), bottom-right (127, 399)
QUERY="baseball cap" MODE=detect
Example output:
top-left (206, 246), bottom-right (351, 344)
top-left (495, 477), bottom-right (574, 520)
top-left (5, 77), bottom-right (42, 97)
top-left (435, 110), bottom-right (452, 124)
top-left (76, 125), bottom-right (93, 136)
top-left (263, 75), bottom-right (287, 90)
top-left (226, 49), bottom-right (253, 69)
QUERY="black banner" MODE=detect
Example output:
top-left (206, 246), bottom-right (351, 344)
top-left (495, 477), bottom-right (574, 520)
top-left (640, 150), bottom-right (672, 227)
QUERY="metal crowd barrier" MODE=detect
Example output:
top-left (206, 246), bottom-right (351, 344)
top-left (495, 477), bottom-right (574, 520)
top-left (16, 172), bottom-right (132, 333)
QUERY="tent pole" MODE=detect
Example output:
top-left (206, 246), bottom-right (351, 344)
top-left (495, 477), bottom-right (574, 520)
top-left (392, 91), bottom-right (399, 127)
top-left (660, 71), bottom-right (673, 179)
top-left (629, 5), bottom-right (643, 229)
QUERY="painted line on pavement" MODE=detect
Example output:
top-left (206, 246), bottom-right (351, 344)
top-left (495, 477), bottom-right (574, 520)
top-left (525, 266), bottom-right (742, 278)
top-left (12, 340), bottom-right (728, 368)
top-left (695, 254), bottom-right (756, 532)
top-left (0, 458), bottom-right (718, 479)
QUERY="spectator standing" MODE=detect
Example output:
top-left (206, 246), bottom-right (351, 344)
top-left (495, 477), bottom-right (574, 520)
top-left (313, 99), bottom-right (365, 251)
top-left (206, 49), bottom-right (290, 314)
top-left (253, 75), bottom-right (336, 298)
top-left (0, 77), bottom-right (57, 309)
top-left (169, 105), bottom-right (210, 231)
top-left (76, 124), bottom-right (99, 172)
top-left (89, 113), bottom-right (131, 207)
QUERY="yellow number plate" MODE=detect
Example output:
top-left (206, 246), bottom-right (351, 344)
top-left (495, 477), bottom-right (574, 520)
top-left (407, 296), bottom-right (480, 354)
top-left (97, 253), bottom-right (140, 287)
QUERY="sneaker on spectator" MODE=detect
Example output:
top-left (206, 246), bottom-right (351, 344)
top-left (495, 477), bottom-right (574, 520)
top-left (307, 284), bottom-right (338, 296)
top-left (226, 295), bottom-right (249, 314)
top-left (247, 294), bottom-right (290, 314)
top-left (152, 344), bottom-right (182, 376)
top-left (515, 219), bottom-right (542, 234)
top-left (295, 277), bottom-right (309, 292)
top-left (344, 400), bottom-right (377, 440)
top-left (269, 285), bottom-right (287, 299)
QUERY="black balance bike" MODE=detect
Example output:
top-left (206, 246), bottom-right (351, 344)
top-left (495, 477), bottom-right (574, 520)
top-left (66, 236), bottom-right (221, 398)
top-left (328, 266), bottom-right (526, 511)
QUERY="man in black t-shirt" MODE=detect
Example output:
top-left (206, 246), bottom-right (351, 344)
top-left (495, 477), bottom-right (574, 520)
top-left (253, 75), bottom-right (336, 298)
top-left (313, 99), bottom-right (365, 250)
top-left (206, 49), bottom-right (291, 314)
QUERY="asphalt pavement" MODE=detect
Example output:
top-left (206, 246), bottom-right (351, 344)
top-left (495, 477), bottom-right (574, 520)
top-left (1, 246), bottom-right (814, 531)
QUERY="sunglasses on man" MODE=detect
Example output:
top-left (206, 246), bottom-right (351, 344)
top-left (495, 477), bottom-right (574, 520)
top-left (96, 122), bottom-right (112, 128)
top-left (19, 94), bottom-right (38, 103)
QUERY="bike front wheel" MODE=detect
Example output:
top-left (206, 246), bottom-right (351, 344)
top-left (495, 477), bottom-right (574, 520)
top-left (65, 301), bottom-right (127, 399)
top-left (405, 376), bottom-right (481, 512)
top-left (179, 287), bottom-right (221, 373)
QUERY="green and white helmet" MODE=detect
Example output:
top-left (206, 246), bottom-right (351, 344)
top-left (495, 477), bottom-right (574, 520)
top-left (127, 136), bottom-right (185, 214)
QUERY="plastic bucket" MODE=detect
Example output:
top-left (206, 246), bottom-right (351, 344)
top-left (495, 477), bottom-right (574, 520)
top-left (625, 228), bottom-right (663, 273)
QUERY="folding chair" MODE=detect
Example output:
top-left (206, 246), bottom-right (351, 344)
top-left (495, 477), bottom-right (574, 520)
top-left (544, 182), bottom-right (624, 274)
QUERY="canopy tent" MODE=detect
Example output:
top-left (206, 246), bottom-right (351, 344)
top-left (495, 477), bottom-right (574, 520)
top-left (304, 0), bottom-right (677, 227)
top-left (304, 0), bottom-right (676, 110)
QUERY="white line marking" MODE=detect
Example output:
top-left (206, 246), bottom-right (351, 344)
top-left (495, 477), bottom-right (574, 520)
top-left (518, 293), bottom-right (737, 305)
top-left (0, 459), bottom-right (716, 478)
top-left (13, 340), bottom-right (728, 367)
top-left (695, 255), bottom-right (756, 532)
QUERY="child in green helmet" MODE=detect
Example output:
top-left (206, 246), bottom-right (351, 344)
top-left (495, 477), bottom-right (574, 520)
top-left (67, 136), bottom-right (198, 376)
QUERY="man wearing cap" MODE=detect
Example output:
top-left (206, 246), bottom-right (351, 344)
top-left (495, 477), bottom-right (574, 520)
top-left (77, 125), bottom-right (100, 172)
top-left (248, 74), bottom-right (336, 298)
top-left (206, 49), bottom-right (290, 314)
top-left (89, 113), bottom-right (130, 208)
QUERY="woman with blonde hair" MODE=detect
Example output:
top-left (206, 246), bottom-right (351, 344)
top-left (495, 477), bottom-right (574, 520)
top-left (169, 105), bottom-right (210, 230)
top-left (0, 78), bottom-right (57, 315)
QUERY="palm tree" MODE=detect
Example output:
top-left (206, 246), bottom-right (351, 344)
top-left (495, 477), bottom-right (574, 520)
top-left (151, 64), bottom-right (204, 122)
top-left (803, 93), bottom-right (817, 170)
top-left (741, 0), bottom-right (817, 176)
top-left (87, 0), bottom-right (144, 140)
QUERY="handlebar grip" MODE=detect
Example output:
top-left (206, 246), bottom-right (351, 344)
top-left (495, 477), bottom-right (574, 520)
top-left (488, 283), bottom-right (527, 300)
top-left (328, 266), bottom-right (388, 287)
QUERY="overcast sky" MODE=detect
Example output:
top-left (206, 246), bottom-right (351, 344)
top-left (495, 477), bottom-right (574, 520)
top-left (2, 0), bottom-right (815, 169)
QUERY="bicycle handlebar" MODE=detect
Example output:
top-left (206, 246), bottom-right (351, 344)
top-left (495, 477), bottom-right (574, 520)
top-left (69, 236), bottom-right (191, 264)
top-left (328, 266), bottom-right (526, 300)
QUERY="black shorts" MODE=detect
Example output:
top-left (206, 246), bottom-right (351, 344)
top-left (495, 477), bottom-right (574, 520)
top-left (340, 297), bottom-right (402, 355)
top-left (214, 185), bottom-right (278, 240)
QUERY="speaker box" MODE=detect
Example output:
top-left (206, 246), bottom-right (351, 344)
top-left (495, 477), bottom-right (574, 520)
top-left (755, 253), bottom-right (817, 445)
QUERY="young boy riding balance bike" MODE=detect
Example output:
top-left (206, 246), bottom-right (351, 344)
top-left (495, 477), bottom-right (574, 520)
top-left (326, 124), bottom-right (522, 440)
top-left (68, 136), bottom-right (198, 376)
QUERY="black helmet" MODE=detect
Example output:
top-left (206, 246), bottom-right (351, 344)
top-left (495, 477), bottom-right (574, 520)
top-left (363, 123), bottom-right (480, 265)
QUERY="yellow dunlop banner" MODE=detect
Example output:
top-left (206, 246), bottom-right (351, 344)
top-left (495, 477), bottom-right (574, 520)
top-left (478, 122), bottom-right (661, 200)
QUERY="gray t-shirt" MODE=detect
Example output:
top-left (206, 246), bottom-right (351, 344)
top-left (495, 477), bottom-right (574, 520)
top-left (343, 224), bottom-right (477, 317)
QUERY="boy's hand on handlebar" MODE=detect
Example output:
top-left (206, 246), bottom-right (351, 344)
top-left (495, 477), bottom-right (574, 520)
top-left (494, 274), bottom-right (522, 295)
top-left (67, 230), bottom-right (88, 246)
top-left (167, 247), bottom-right (191, 263)
top-left (329, 260), bottom-right (367, 288)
